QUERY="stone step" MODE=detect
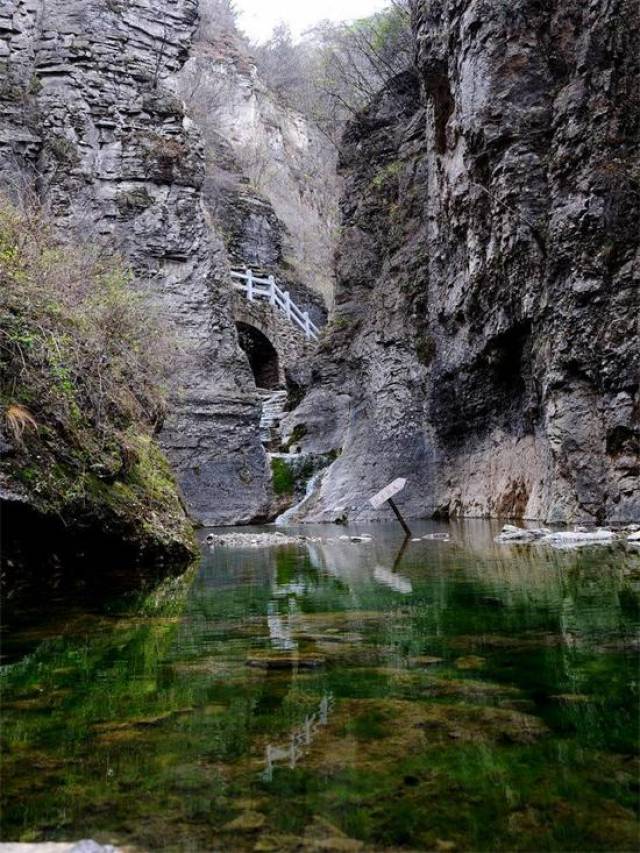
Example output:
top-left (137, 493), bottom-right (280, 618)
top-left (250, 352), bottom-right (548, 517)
top-left (259, 389), bottom-right (289, 447)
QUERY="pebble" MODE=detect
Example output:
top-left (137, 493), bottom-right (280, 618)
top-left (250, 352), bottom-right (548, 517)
top-left (206, 533), bottom-right (320, 548)
top-left (495, 524), bottom-right (620, 548)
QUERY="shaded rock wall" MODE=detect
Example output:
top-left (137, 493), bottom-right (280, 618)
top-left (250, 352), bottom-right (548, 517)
top-left (287, 0), bottom-right (640, 525)
top-left (0, 0), bottom-right (270, 526)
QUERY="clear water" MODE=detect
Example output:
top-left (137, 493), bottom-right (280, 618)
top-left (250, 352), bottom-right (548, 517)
top-left (1, 521), bottom-right (639, 851)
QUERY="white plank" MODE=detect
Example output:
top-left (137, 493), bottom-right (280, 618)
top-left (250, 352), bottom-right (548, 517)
top-left (370, 478), bottom-right (407, 509)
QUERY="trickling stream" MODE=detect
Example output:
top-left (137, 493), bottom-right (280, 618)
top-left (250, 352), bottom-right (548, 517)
top-left (1, 521), bottom-right (638, 851)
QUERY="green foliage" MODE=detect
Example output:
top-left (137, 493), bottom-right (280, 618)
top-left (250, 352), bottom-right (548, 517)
top-left (271, 457), bottom-right (295, 495)
top-left (0, 196), bottom-right (190, 547)
top-left (371, 159), bottom-right (402, 191)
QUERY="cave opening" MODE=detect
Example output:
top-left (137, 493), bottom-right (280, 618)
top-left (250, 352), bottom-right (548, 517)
top-left (236, 322), bottom-right (281, 390)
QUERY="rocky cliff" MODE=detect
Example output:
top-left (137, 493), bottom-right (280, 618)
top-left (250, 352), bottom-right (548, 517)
top-left (176, 27), bottom-right (338, 308)
top-left (285, 0), bottom-right (640, 525)
top-left (0, 0), bottom-right (270, 529)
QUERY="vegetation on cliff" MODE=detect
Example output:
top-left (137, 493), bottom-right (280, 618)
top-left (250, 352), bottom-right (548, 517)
top-left (0, 196), bottom-right (196, 574)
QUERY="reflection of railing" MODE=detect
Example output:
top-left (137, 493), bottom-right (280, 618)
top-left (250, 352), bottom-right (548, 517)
top-left (231, 268), bottom-right (321, 341)
top-left (261, 693), bottom-right (334, 782)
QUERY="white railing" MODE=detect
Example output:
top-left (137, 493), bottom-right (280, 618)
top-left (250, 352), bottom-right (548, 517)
top-left (231, 268), bottom-right (321, 341)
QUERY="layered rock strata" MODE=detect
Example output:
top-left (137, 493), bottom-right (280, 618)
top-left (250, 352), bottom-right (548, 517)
top-left (0, 0), bottom-right (270, 527)
top-left (285, 0), bottom-right (640, 525)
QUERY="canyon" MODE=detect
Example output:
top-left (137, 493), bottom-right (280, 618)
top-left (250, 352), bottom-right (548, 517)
top-left (1, 0), bottom-right (638, 584)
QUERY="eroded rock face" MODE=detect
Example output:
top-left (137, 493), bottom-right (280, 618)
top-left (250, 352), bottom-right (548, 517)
top-left (289, 0), bottom-right (639, 524)
top-left (0, 0), bottom-right (270, 525)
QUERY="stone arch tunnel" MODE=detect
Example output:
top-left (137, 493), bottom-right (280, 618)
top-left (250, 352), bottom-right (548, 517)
top-left (236, 322), bottom-right (280, 390)
top-left (233, 292), bottom-right (317, 390)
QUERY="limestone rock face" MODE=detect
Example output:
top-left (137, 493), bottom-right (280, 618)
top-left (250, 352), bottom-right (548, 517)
top-left (290, 0), bottom-right (640, 525)
top-left (176, 30), bottom-right (339, 307)
top-left (0, 0), bottom-right (270, 526)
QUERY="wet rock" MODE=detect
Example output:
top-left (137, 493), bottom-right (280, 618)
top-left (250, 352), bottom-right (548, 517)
top-left (246, 652), bottom-right (326, 670)
top-left (495, 525), bottom-right (620, 548)
top-left (495, 525), bottom-right (551, 543)
top-left (544, 529), bottom-right (617, 549)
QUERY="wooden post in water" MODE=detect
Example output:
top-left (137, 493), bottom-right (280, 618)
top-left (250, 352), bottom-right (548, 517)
top-left (388, 497), bottom-right (412, 537)
top-left (370, 478), bottom-right (412, 537)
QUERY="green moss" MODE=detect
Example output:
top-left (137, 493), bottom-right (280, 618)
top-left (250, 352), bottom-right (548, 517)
top-left (331, 315), bottom-right (352, 331)
top-left (271, 458), bottom-right (295, 496)
top-left (115, 188), bottom-right (154, 218)
top-left (0, 197), bottom-right (195, 565)
top-left (370, 159), bottom-right (402, 191)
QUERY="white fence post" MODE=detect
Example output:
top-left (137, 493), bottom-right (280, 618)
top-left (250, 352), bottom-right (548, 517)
top-left (284, 291), bottom-right (291, 320)
top-left (303, 311), bottom-right (311, 340)
top-left (269, 275), bottom-right (276, 306)
top-left (246, 268), bottom-right (254, 301)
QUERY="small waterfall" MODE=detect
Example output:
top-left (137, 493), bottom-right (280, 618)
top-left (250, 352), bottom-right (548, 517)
top-left (276, 468), bottom-right (325, 526)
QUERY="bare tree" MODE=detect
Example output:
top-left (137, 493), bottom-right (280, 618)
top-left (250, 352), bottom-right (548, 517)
top-left (251, 1), bottom-right (415, 144)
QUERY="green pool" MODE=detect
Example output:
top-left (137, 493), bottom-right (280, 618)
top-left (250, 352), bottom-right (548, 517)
top-left (1, 521), bottom-right (639, 851)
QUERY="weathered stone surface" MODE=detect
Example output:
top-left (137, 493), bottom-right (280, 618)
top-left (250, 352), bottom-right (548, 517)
top-left (0, 0), bottom-right (271, 526)
top-left (176, 31), bottom-right (339, 306)
top-left (289, 0), bottom-right (640, 525)
top-left (234, 292), bottom-right (317, 389)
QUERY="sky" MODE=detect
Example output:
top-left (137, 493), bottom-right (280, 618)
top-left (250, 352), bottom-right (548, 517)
top-left (235, 0), bottom-right (389, 43)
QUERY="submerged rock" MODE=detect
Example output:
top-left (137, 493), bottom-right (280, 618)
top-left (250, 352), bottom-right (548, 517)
top-left (246, 652), bottom-right (326, 670)
top-left (223, 811), bottom-right (266, 833)
top-left (455, 656), bottom-right (486, 671)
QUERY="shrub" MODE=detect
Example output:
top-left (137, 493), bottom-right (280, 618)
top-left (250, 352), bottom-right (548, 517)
top-left (271, 458), bottom-right (295, 496)
top-left (0, 195), bottom-right (178, 518)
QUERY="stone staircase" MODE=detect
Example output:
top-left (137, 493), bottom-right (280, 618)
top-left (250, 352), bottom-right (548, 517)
top-left (258, 389), bottom-right (288, 448)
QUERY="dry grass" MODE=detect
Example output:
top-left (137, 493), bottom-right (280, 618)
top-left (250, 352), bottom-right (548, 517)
top-left (4, 403), bottom-right (37, 443)
top-left (0, 193), bottom-right (174, 482)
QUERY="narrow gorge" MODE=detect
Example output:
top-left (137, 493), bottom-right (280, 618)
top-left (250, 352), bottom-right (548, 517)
top-left (1, 2), bottom-right (640, 850)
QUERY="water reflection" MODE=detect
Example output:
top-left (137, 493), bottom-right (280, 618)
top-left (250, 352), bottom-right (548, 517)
top-left (1, 522), bottom-right (638, 851)
top-left (262, 693), bottom-right (334, 782)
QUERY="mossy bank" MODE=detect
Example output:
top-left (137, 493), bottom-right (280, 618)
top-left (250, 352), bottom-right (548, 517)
top-left (0, 199), bottom-right (197, 608)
